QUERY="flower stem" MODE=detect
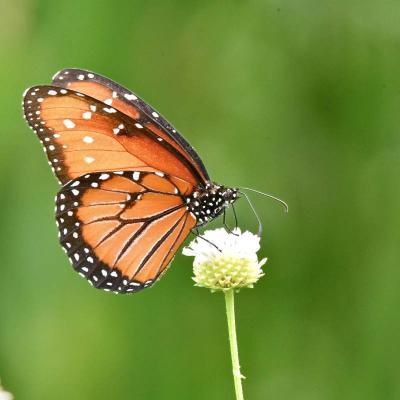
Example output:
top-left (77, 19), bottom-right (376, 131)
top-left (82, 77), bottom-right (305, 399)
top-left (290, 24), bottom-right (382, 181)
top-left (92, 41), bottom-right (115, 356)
top-left (224, 289), bottom-right (244, 400)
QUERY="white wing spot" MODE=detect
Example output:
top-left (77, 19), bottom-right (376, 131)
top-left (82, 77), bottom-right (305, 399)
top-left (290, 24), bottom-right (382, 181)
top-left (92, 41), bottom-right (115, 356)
top-left (83, 136), bottom-right (94, 143)
top-left (103, 107), bottom-right (116, 113)
top-left (99, 173), bottom-right (110, 180)
top-left (84, 156), bottom-right (95, 164)
top-left (48, 90), bottom-right (57, 95)
top-left (152, 112), bottom-right (159, 118)
top-left (77, 74), bottom-right (84, 80)
top-left (63, 119), bottom-right (75, 129)
top-left (82, 111), bottom-right (92, 120)
top-left (135, 123), bottom-right (143, 129)
top-left (124, 93), bottom-right (137, 100)
top-left (132, 172), bottom-right (140, 181)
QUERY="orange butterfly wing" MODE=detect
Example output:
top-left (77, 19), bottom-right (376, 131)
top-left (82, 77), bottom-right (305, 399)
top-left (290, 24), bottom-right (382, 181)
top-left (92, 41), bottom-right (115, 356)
top-left (23, 85), bottom-right (206, 186)
top-left (22, 70), bottom-right (214, 294)
top-left (51, 68), bottom-right (209, 184)
top-left (56, 171), bottom-right (196, 293)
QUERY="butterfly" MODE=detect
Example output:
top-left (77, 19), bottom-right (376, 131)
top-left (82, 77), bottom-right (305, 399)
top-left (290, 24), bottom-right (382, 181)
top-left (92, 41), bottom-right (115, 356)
top-left (22, 69), bottom-right (239, 294)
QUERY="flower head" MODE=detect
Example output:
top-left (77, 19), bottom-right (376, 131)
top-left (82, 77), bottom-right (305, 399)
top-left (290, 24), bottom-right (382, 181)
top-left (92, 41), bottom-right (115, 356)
top-left (0, 382), bottom-right (13, 400)
top-left (183, 228), bottom-right (267, 291)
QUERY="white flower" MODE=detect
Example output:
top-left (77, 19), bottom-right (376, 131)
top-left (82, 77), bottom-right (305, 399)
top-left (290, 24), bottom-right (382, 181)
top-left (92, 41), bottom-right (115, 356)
top-left (0, 386), bottom-right (13, 400)
top-left (183, 228), bottom-right (267, 291)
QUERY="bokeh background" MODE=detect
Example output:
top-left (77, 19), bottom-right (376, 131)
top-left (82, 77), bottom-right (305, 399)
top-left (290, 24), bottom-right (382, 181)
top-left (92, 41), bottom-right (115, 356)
top-left (1, 1), bottom-right (399, 399)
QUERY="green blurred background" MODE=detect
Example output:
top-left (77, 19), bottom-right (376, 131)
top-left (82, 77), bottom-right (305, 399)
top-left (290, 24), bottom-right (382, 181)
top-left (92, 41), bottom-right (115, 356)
top-left (1, 1), bottom-right (399, 399)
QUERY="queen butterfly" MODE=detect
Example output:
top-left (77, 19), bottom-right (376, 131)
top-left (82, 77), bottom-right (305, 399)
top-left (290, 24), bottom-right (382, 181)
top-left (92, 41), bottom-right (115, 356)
top-left (22, 68), bottom-right (239, 294)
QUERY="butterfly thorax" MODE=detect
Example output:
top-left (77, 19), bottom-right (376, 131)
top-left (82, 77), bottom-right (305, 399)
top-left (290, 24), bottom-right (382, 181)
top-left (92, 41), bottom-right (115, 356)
top-left (186, 182), bottom-right (238, 226)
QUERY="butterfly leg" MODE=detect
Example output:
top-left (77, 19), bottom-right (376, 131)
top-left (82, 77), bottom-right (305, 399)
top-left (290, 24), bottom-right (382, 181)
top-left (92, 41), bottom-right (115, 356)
top-left (190, 228), bottom-right (221, 252)
top-left (223, 208), bottom-right (239, 236)
top-left (232, 203), bottom-right (239, 231)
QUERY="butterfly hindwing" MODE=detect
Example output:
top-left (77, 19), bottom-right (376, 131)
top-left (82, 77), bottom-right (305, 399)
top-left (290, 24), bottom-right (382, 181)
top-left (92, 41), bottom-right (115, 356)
top-left (55, 171), bottom-right (196, 293)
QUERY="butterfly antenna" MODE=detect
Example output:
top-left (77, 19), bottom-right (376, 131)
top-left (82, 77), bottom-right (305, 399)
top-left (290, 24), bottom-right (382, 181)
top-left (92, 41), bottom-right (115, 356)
top-left (239, 187), bottom-right (289, 213)
top-left (239, 191), bottom-right (263, 237)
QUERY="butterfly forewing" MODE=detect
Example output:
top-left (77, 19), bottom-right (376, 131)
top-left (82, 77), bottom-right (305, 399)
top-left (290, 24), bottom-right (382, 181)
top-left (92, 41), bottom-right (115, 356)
top-left (21, 69), bottom-right (231, 294)
top-left (56, 171), bottom-right (196, 293)
top-left (51, 68), bottom-right (209, 183)
top-left (23, 85), bottom-right (206, 185)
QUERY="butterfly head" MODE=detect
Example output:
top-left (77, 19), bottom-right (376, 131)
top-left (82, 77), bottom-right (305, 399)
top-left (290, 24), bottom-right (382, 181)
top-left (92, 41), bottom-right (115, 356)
top-left (221, 187), bottom-right (238, 205)
top-left (188, 182), bottom-right (238, 226)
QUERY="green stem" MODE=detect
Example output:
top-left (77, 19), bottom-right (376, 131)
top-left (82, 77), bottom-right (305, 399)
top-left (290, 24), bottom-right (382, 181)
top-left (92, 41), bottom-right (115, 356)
top-left (224, 289), bottom-right (244, 400)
